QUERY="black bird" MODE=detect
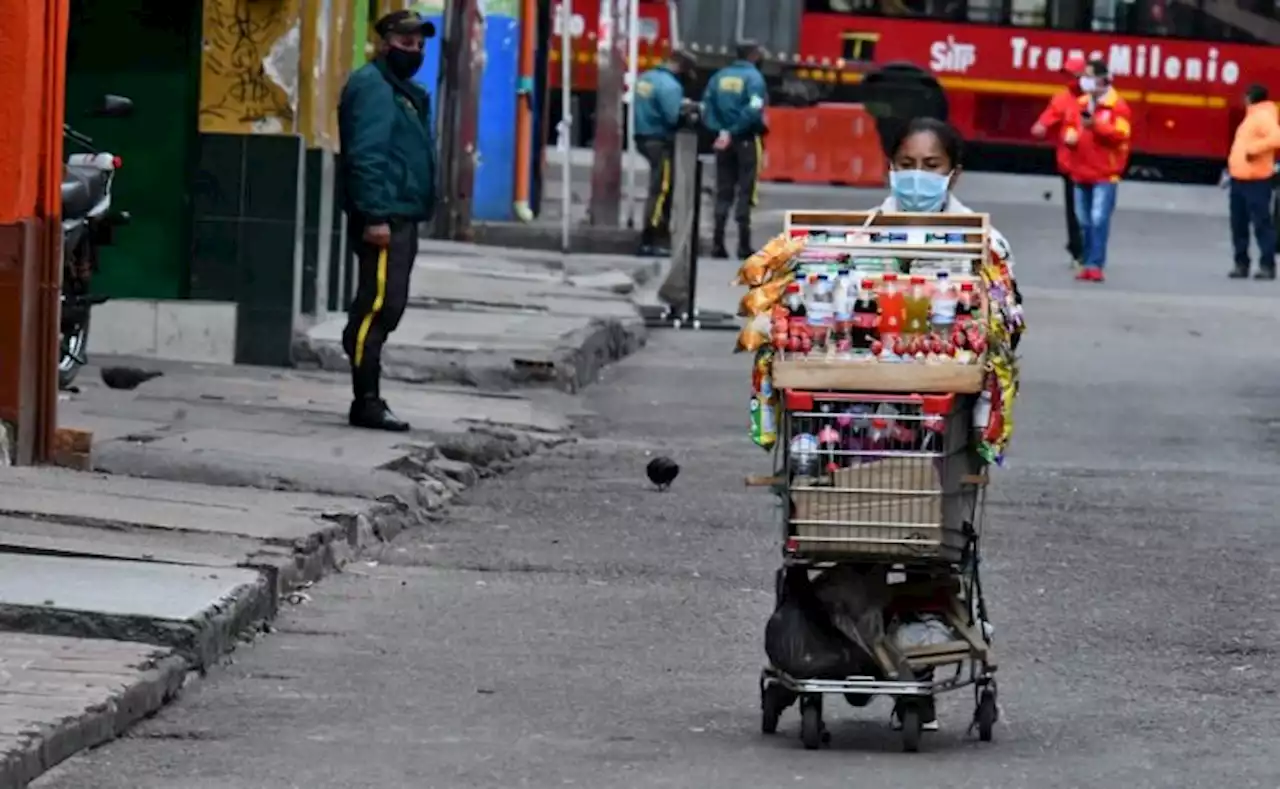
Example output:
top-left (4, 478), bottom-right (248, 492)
top-left (101, 366), bottom-right (163, 391)
top-left (646, 456), bottom-right (680, 491)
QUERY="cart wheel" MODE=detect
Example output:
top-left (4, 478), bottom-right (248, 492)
top-left (799, 697), bottom-right (824, 751)
top-left (900, 706), bottom-right (923, 753)
top-left (976, 689), bottom-right (997, 742)
top-left (761, 684), bottom-right (784, 735)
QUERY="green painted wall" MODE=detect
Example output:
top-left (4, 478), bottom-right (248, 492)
top-left (65, 0), bottom-right (201, 300)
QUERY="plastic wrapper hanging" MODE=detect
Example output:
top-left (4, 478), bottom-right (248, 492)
top-left (737, 274), bottom-right (795, 318)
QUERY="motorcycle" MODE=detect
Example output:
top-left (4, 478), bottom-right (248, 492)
top-left (59, 94), bottom-right (133, 389)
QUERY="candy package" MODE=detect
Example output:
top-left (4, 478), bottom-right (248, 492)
top-left (737, 274), bottom-right (794, 318)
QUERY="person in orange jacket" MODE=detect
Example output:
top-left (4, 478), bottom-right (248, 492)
top-left (1226, 84), bottom-right (1280, 280)
top-left (1031, 54), bottom-right (1087, 268)
top-left (1064, 60), bottom-right (1132, 283)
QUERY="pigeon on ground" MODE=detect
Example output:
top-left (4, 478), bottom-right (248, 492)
top-left (101, 366), bottom-right (163, 391)
top-left (646, 456), bottom-right (680, 491)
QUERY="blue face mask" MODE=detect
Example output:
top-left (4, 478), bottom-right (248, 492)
top-left (890, 169), bottom-right (952, 212)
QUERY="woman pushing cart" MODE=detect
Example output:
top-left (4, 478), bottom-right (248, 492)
top-left (735, 119), bottom-right (1025, 752)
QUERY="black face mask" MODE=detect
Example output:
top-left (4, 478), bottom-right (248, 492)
top-left (385, 47), bottom-right (424, 80)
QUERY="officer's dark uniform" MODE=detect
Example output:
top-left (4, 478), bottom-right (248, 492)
top-left (633, 58), bottom-right (689, 255)
top-left (338, 11), bottom-right (437, 431)
top-left (702, 51), bottom-right (768, 258)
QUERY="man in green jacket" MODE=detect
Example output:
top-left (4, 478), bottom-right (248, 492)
top-left (702, 40), bottom-right (768, 259)
top-left (633, 49), bottom-right (696, 257)
top-left (338, 10), bottom-right (437, 432)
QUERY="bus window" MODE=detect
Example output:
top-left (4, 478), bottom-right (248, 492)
top-left (1010, 0), bottom-right (1049, 25)
top-left (1084, 0), bottom-right (1278, 41)
top-left (809, 0), bottom-right (1278, 41)
top-left (809, 0), bottom-right (969, 20)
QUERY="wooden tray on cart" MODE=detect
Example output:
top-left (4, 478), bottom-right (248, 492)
top-left (772, 358), bottom-right (984, 393)
top-left (777, 209), bottom-right (994, 394)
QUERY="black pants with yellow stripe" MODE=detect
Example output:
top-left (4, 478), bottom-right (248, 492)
top-left (713, 134), bottom-right (762, 232)
top-left (638, 135), bottom-right (674, 244)
top-left (342, 218), bottom-right (418, 401)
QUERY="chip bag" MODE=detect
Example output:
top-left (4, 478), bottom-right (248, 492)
top-left (749, 348), bottom-right (778, 450)
top-left (737, 274), bottom-right (794, 318)
top-left (735, 234), bottom-right (807, 287)
top-left (734, 313), bottom-right (771, 353)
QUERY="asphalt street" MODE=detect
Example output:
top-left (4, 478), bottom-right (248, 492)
top-left (34, 178), bottom-right (1280, 789)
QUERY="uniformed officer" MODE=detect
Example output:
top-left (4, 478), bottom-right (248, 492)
top-left (702, 40), bottom-right (768, 259)
top-left (633, 49), bottom-right (697, 256)
top-left (338, 10), bottom-right (437, 432)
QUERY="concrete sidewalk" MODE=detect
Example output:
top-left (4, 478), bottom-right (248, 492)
top-left (0, 345), bottom-right (602, 786)
top-left (0, 634), bottom-right (187, 789)
top-left (297, 240), bottom-right (651, 392)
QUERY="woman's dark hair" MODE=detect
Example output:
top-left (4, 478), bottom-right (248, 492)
top-left (890, 117), bottom-right (965, 168)
top-left (1246, 83), bottom-right (1269, 104)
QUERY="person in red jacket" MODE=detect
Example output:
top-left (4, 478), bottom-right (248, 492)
top-left (1064, 60), bottom-right (1132, 282)
top-left (1032, 54), bottom-right (1087, 269)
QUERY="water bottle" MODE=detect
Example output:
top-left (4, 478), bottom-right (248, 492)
top-left (930, 271), bottom-right (958, 337)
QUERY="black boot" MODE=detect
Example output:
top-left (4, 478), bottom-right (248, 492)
top-left (637, 227), bottom-right (656, 257)
top-left (711, 222), bottom-right (729, 259)
top-left (349, 366), bottom-right (409, 432)
top-left (736, 224), bottom-right (753, 260)
top-left (1255, 267), bottom-right (1276, 280)
top-left (1229, 263), bottom-right (1250, 278)
top-left (349, 396), bottom-right (410, 432)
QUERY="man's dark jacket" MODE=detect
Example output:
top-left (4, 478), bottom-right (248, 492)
top-left (338, 59), bottom-right (436, 224)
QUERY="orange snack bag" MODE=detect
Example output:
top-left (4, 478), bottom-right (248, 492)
top-left (734, 313), bottom-right (771, 353)
top-left (736, 274), bottom-right (794, 318)
top-left (734, 234), bottom-right (805, 286)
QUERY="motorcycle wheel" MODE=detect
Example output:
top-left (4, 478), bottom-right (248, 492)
top-left (58, 314), bottom-right (90, 390)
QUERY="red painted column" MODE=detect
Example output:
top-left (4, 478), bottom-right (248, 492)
top-left (0, 0), bottom-right (68, 464)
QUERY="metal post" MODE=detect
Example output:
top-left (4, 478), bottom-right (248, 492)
top-left (559, 0), bottom-right (573, 253)
top-left (686, 156), bottom-right (702, 319)
top-left (588, 0), bottom-right (624, 226)
top-left (434, 0), bottom-right (482, 240)
top-left (734, 0), bottom-right (746, 43)
top-left (624, 0), bottom-right (640, 229)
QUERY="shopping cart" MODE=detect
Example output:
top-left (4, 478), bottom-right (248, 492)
top-left (756, 389), bottom-right (998, 753)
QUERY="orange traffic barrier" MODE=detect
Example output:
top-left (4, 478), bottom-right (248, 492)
top-left (760, 104), bottom-right (886, 188)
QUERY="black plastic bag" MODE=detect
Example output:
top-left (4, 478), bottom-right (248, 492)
top-left (764, 568), bottom-right (868, 680)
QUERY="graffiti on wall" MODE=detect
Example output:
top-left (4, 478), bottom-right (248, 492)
top-left (199, 0), bottom-right (299, 134)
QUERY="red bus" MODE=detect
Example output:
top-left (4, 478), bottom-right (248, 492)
top-left (798, 0), bottom-right (1279, 179)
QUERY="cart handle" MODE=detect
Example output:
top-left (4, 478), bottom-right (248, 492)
top-left (784, 391), bottom-right (956, 414)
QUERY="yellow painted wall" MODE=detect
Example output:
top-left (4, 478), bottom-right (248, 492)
top-left (198, 0), bottom-right (366, 151)
top-left (198, 0), bottom-right (300, 134)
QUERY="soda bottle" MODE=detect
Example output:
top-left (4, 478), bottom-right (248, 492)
top-left (957, 282), bottom-right (977, 327)
top-left (930, 271), bottom-right (958, 337)
top-left (851, 278), bottom-right (879, 349)
top-left (903, 275), bottom-right (930, 338)
top-left (876, 274), bottom-right (905, 345)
